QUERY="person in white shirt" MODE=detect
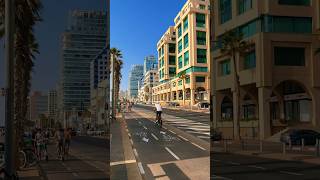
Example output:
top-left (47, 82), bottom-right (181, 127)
top-left (154, 103), bottom-right (162, 125)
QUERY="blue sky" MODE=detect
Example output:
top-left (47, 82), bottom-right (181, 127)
top-left (111, 0), bottom-right (185, 91)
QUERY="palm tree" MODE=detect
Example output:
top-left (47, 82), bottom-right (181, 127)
top-left (0, 0), bottom-right (42, 167)
top-left (110, 48), bottom-right (124, 112)
top-left (178, 72), bottom-right (187, 106)
top-left (220, 29), bottom-right (252, 140)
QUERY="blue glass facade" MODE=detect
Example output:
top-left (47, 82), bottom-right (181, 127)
top-left (143, 55), bottom-right (158, 75)
top-left (60, 10), bottom-right (107, 112)
top-left (129, 65), bottom-right (144, 98)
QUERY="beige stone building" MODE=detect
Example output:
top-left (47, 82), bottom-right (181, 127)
top-left (211, 0), bottom-right (320, 140)
top-left (153, 0), bottom-right (211, 107)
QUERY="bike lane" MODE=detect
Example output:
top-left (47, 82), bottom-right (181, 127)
top-left (125, 112), bottom-right (209, 179)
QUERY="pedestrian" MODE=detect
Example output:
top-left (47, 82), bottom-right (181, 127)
top-left (64, 128), bottom-right (71, 156)
top-left (55, 128), bottom-right (65, 160)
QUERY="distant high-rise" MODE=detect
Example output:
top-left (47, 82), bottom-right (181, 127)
top-left (48, 90), bottom-right (57, 122)
top-left (59, 10), bottom-right (107, 114)
top-left (29, 91), bottom-right (48, 123)
top-left (128, 65), bottom-right (144, 98)
top-left (90, 47), bottom-right (108, 90)
top-left (143, 55), bottom-right (157, 75)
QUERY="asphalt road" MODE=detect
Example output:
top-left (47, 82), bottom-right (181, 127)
top-left (40, 136), bottom-right (108, 180)
top-left (134, 104), bottom-right (209, 125)
top-left (125, 112), bottom-right (209, 179)
top-left (134, 105), bottom-right (210, 142)
top-left (212, 152), bottom-right (320, 180)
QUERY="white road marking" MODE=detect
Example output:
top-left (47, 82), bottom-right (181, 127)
top-left (280, 171), bottom-right (303, 176)
top-left (248, 165), bottom-right (266, 170)
top-left (110, 160), bottom-right (137, 166)
top-left (178, 135), bottom-right (189, 141)
top-left (143, 126), bottom-right (148, 130)
top-left (151, 133), bottom-right (159, 140)
top-left (165, 147), bottom-right (180, 160)
top-left (191, 142), bottom-right (206, 151)
top-left (212, 159), bottom-right (221, 162)
top-left (228, 162), bottom-right (240, 165)
top-left (133, 149), bottom-right (139, 157)
top-left (169, 130), bottom-right (176, 134)
top-left (72, 172), bottom-right (79, 177)
top-left (212, 175), bottom-right (233, 180)
top-left (138, 162), bottom-right (145, 174)
top-left (197, 136), bottom-right (210, 139)
top-left (130, 139), bottom-right (134, 145)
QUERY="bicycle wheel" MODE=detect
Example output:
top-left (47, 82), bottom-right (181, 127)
top-left (19, 151), bottom-right (26, 169)
top-left (27, 150), bottom-right (38, 167)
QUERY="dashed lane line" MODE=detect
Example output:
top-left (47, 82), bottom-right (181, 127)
top-left (248, 165), bottom-right (266, 170)
top-left (138, 162), bottom-right (145, 174)
top-left (110, 160), bottom-right (137, 166)
top-left (133, 149), bottom-right (139, 157)
top-left (143, 126), bottom-right (148, 130)
top-left (191, 142), bottom-right (206, 151)
top-left (169, 130), bottom-right (176, 134)
top-left (165, 147), bottom-right (180, 160)
top-left (280, 171), bottom-right (303, 176)
top-left (151, 133), bottom-right (159, 141)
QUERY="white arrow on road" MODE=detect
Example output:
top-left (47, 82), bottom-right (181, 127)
top-left (160, 131), bottom-right (166, 134)
top-left (142, 137), bottom-right (149, 143)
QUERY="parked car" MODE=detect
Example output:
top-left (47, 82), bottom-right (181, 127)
top-left (280, 129), bottom-right (320, 145)
top-left (211, 129), bottom-right (222, 141)
top-left (193, 102), bottom-right (210, 109)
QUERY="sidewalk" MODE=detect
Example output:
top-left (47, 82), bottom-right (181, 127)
top-left (138, 103), bottom-right (209, 113)
top-left (110, 113), bottom-right (142, 180)
top-left (212, 140), bottom-right (320, 165)
top-left (17, 166), bottom-right (43, 180)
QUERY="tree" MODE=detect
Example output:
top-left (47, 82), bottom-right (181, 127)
top-left (0, 0), bottom-right (42, 168)
top-left (220, 29), bottom-right (252, 140)
top-left (178, 72), bottom-right (187, 106)
top-left (110, 48), bottom-right (124, 113)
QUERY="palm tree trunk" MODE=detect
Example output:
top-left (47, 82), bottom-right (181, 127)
top-left (232, 53), bottom-right (241, 140)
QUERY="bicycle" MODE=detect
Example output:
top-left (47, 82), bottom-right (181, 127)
top-left (155, 112), bottom-right (162, 128)
top-left (57, 141), bottom-right (65, 161)
top-left (19, 146), bottom-right (38, 169)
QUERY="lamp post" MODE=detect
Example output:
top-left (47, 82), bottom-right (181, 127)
top-left (4, 0), bottom-right (16, 178)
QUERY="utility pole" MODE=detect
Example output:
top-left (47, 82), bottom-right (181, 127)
top-left (4, 0), bottom-right (16, 178)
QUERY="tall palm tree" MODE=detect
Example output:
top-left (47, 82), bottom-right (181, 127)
top-left (110, 48), bottom-right (124, 112)
top-left (220, 29), bottom-right (252, 140)
top-left (0, 0), bottom-right (42, 167)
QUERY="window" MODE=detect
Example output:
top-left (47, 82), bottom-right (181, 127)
top-left (169, 56), bottom-right (176, 65)
top-left (219, 0), bottom-right (232, 24)
top-left (183, 17), bottom-right (188, 32)
top-left (220, 59), bottom-right (231, 75)
top-left (186, 77), bottom-right (190, 84)
top-left (178, 80), bottom-right (183, 86)
top-left (244, 51), bottom-right (256, 69)
top-left (238, 0), bottom-right (252, 14)
top-left (178, 24), bottom-right (182, 38)
top-left (263, 16), bottom-right (312, 33)
top-left (169, 67), bottom-right (176, 76)
top-left (197, 31), bottom-right (206, 45)
top-left (196, 13), bottom-right (206, 27)
top-left (196, 76), bottom-right (206, 82)
top-left (197, 49), bottom-right (207, 63)
top-left (169, 43), bottom-right (176, 53)
top-left (184, 34), bottom-right (189, 48)
top-left (184, 51), bottom-right (189, 66)
top-left (178, 40), bottom-right (183, 53)
top-left (199, 5), bottom-right (206, 9)
top-left (178, 56), bottom-right (183, 69)
top-left (239, 20), bottom-right (257, 38)
top-left (274, 47), bottom-right (305, 66)
top-left (243, 104), bottom-right (256, 119)
top-left (278, 0), bottom-right (310, 6)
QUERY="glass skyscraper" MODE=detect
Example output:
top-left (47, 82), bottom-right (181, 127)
top-left (143, 55), bottom-right (157, 75)
top-left (128, 65), bottom-right (144, 98)
top-left (59, 10), bottom-right (107, 113)
top-left (90, 47), bottom-right (108, 90)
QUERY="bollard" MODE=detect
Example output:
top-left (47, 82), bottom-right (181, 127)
top-left (259, 140), bottom-right (263, 153)
top-left (283, 142), bottom-right (286, 155)
top-left (316, 139), bottom-right (320, 157)
top-left (301, 139), bottom-right (304, 151)
top-left (224, 140), bottom-right (228, 153)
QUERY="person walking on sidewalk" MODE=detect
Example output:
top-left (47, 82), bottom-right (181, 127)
top-left (154, 103), bottom-right (163, 126)
top-left (64, 128), bottom-right (72, 156)
top-left (55, 128), bottom-right (65, 160)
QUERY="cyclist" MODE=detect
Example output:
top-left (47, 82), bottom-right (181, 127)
top-left (64, 128), bottom-right (71, 156)
top-left (55, 128), bottom-right (65, 160)
top-left (154, 103), bottom-right (163, 126)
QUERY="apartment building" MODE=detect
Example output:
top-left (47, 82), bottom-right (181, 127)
top-left (153, 0), bottom-right (211, 107)
top-left (211, 0), bottom-right (320, 140)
